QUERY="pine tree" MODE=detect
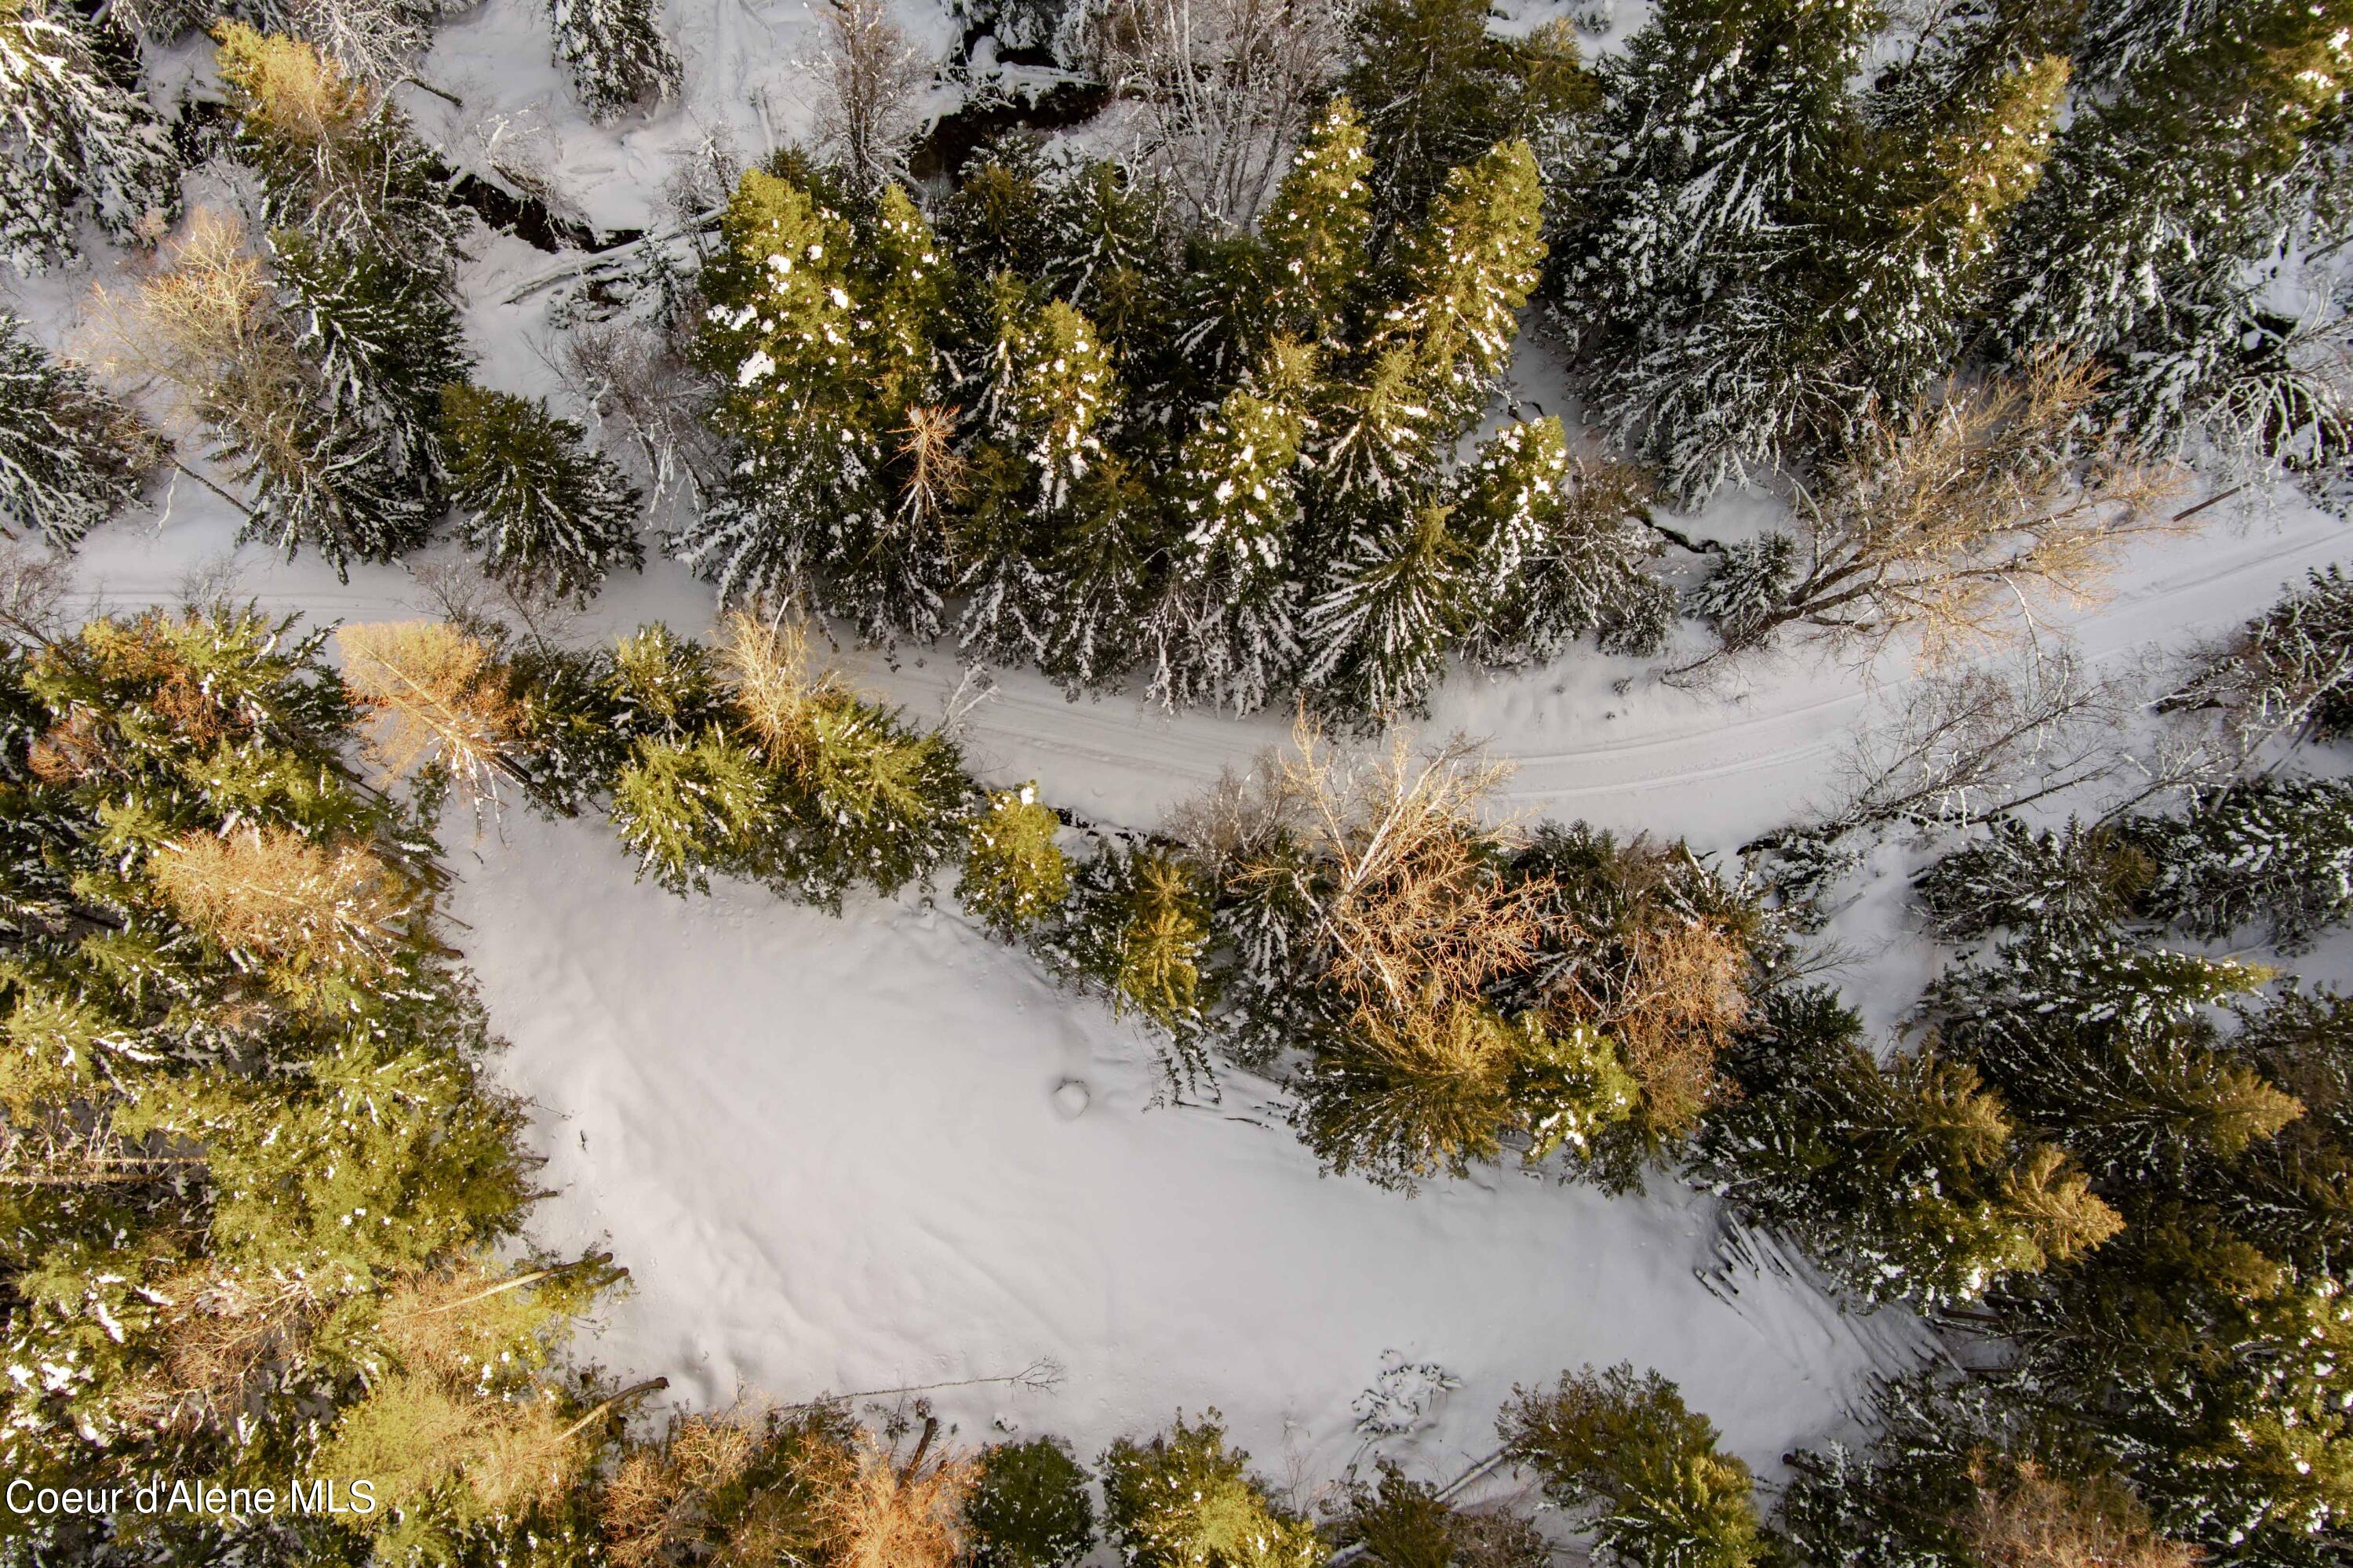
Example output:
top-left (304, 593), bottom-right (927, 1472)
top-left (1375, 137), bottom-right (1546, 427)
top-left (1501, 1364), bottom-right (1765, 1568)
top-left (1997, 0), bottom-right (2353, 454)
top-left (0, 313), bottom-right (159, 545)
top-left (1042, 845), bottom-right (1216, 1094)
top-left (1300, 500), bottom-right (1473, 721)
top-left (1034, 453), bottom-right (1165, 694)
top-left (960, 784), bottom-right (1070, 939)
top-left (439, 384), bottom-right (647, 602)
top-left (1098, 1413), bottom-right (1321, 1568)
top-left (1913, 817), bottom-right (2152, 943)
top-left (965, 1436), bottom-right (1098, 1568)
top-left (2124, 777), bottom-right (2353, 951)
top-left (1342, 0), bottom-right (1594, 232)
top-left (548, 0), bottom-right (680, 122)
top-left (0, 0), bottom-right (179, 274)
top-left (611, 730), bottom-right (774, 894)
top-left (684, 167), bottom-right (884, 606)
top-left (1148, 388), bottom-right (1307, 713)
top-left (1692, 984), bottom-right (2123, 1308)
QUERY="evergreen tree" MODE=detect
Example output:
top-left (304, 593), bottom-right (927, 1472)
top-left (213, 22), bottom-right (461, 277)
top-left (1375, 138), bottom-right (1546, 428)
top-left (1328, 1459), bottom-right (1550, 1568)
top-left (1342, 0), bottom-right (1594, 233)
top-left (1929, 937), bottom-right (2302, 1185)
top-left (1997, 0), bottom-right (2353, 455)
top-left (966, 1436), bottom-right (1098, 1568)
top-left (960, 782), bottom-right (1070, 939)
top-left (1452, 420), bottom-right (1670, 667)
top-left (1914, 817), bottom-right (2153, 943)
top-left (0, 0), bottom-right (179, 274)
top-left (2160, 565), bottom-right (2353, 750)
top-left (2123, 777), bottom-right (2353, 951)
top-left (1043, 158), bottom-right (1171, 346)
top-left (1692, 985), bottom-right (2123, 1308)
top-left (610, 729), bottom-right (775, 893)
top-left (548, 0), bottom-right (680, 122)
top-left (1040, 844), bottom-right (1216, 1094)
top-left (1501, 1364), bottom-right (1765, 1568)
top-left (1098, 1413), bottom-right (1322, 1568)
top-left (1148, 387), bottom-right (1308, 713)
top-left (1294, 1000), bottom-right (1635, 1191)
top-left (0, 312), bottom-right (159, 544)
top-left (1256, 97), bottom-right (1374, 346)
top-left (271, 228), bottom-right (470, 500)
top-left (439, 383), bottom-right (647, 601)
top-left (1300, 500), bottom-right (1474, 721)
top-left (1034, 452), bottom-right (1166, 694)
top-left (1548, 0), bottom-right (1874, 499)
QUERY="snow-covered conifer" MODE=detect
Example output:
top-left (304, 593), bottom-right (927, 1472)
top-left (960, 783), bottom-right (1070, 938)
top-left (1035, 453), bottom-right (1163, 694)
top-left (2125, 777), bottom-right (2353, 951)
top-left (1146, 387), bottom-right (1306, 713)
top-left (1374, 137), bottom-right (1546, 426)
top-left (0, 312), bottom-right (159, 544)
top-left (1040, 844), bottom-right (1215, 1094)
top-left (1997, 0), bottom-right (2353, 454)
top-left (1452, 420), bottom-right (1670, 666)
top-left (549, 0), bottom-right (679, 121)
top-left (439, 384), bottom-right (647, 601)
top-left (1693, 984), bottom-right (2122, 1308)
top-left (2159, 566), bottom-right (2353, 751)
top-left (1342, 0), bottom-right (1593, 231)
top-left (1256, 96), bottom-right (1372, 345)
top-left (1300, 500), bottom-right (1472, 721)
top-left (0, 0), bottom-right (178, 273)
top-left (1098, 1415), bottom-right (1320, 1568)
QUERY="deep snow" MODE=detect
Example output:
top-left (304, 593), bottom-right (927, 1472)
top-left (12, 0), bottom-right (2353, 1503)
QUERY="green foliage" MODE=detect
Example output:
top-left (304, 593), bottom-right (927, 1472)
top-left (439, 382), bottom-right (647, 600)
top-left (967, 1435), bottom-right (1099, 1568)
top-left (1501, 1363), bottom-right (1764, 1568)
top-left (1692, 986), bottom-right (2122, 1308)
top-left (1043, 844), bottom-right (1216, 1095)
top-left (1325, 1459), bottom-right (1549, 1568)
top-left (2122, 777), bottom-right (2353, 951)
top-left (0, 312), bottom-right (160, 544)
top-left (960, 784), bottom-right (1071, 938)
top-left (1099, 1412), bottom-right (1323, 1568)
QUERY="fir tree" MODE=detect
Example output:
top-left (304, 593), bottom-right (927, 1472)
top-left (1997, 0), bottom-right (2353, 454)
top-left (960, 783), bottom-right (1070, 939)
top-left (966, 1436), bottom-right (1098, 1568)
top-left (1453, 421), bottom-right (1670, 667)
top-left (548, 0), bottom-right (680, 122)
top-left (1098, 1413), bottom-right (1322, 1568)
top-left (1034, 452), bottom-right (1165, 694)
top-left (1327, 1459), bottom-right (1550, 1568)
top-left (271, 228), bottom-right (471, 500)
top-left (439, 384), bottom-right (647, 602)
top-left (0, 0), bottom-right (179, 274)
top-left (2159, 566), bottom-right (2353, 751)
top-left (1256, 97), bottom-right (1374, 346)
top-left (1501, 1364), bottom-right (1765, 1568)
top-left (1300, 500), bottom-right (1474, 722)
top-left (1913, 817), bottom-right (2153, 943)
top-left (1041, 844), bottom-right (1216, 1095)
top-left (1148, 387), bottom-right (1307, 713)
top-left (2123, 777), bottom-right (2353, 951)
top-left (1342, 0), bottom-right (1594, 233)
top-left (1547, 0), bottom-right (1875, 498)
top-left (1691, 984), bottom-right (2123, 1308)
top-left (213, 22), bottom-right (461, 277)
top-left (0, 312), bottom-right (159, 545)
top-left (1294, 1000), bottom-right (1634, 1191)
top-left (611, 729), bottom-right (774, 894)
top-left (1375, 138), bottom-right (1546, 427)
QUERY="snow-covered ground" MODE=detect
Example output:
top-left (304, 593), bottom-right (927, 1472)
top-left (10, 0), bottom-right (2349, 1503)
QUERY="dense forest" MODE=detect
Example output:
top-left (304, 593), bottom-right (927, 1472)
top-left (5, 0), bottom-right (2353, 1565)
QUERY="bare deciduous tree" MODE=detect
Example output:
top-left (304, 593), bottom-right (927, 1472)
top-left (1077, 0), bottom-right (1354, 228)
top-left (1824, 646), bottom-right (2126, 831)
top-left (812, 0), bottom-right (936, 196)
top-left (563, 319), bottom-right (717, 515)
top-left (1685, 356), bottom-right (2191, 677)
